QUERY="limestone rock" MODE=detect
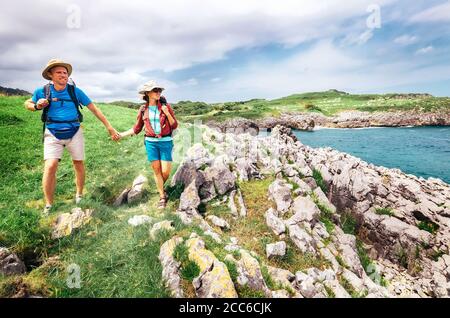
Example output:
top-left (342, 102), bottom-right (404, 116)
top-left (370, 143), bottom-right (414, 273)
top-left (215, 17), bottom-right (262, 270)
top-left (113, 188), bottom-right (130, 207)
top-left (236, 189), bottom-right (247, 217)
top-left (265, 208), bottom-right (286, 236)
top-left (52, 208), bottom-right (93, 239)
top-left (206, 160), bottom-right (236, 195)
top-left (285, 196), bottom-right (321, 226)
top-left (0, 247), bottom-right (26, 276)
top-left (158, 237), bottom-right (184, 298)
top-left (268, 179), bottom-right (293, 214)
top-left (313, 187), bottom-right (337, 213)
top-left (228, 190), bottom-right (239, 218)
top-left (231, 250), bottom-right (272, 297)
top-left (179, 179), bottom-right (201, 211)
top-left (206, 215), bottom-right (230, 230)
top-left (266, 241), bottom-right (287, 259)
top-left (186, 237), bottom-right (238, 298)
top-left (127, 175), bottom-right (148, 204)
top-left (288, 224), bottom-right (317, 255)
top-left (128, 215), bottom-right (153, 227)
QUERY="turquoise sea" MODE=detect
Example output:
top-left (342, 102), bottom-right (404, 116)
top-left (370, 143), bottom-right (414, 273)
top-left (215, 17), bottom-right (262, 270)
top-left (266, 126), bottom-right (450, 184)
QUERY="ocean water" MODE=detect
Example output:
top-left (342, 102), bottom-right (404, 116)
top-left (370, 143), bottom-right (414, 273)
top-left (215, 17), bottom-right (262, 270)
top-left (267, 126), bottom-right (450, 184)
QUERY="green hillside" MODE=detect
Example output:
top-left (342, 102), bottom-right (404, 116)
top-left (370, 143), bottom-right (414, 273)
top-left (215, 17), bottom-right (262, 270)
top-left (173, 90), bottom-right (450, 122)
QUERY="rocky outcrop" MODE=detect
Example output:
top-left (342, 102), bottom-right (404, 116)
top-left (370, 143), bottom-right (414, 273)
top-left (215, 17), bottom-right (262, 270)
top-left (160, 123), bottom-right (450, 298)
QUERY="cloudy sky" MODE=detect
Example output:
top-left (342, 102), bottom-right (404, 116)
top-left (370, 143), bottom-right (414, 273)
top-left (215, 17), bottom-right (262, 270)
top-left (1, 0), bottom-right (449, 102)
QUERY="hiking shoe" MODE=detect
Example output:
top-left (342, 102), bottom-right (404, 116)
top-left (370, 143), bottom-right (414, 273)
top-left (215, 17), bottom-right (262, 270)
top-left (157, 197), bottom-right (167, 209)
top-left (75, 195), bottom-right (82, 205)
top-left (43, 205), bottom-right (52, 216)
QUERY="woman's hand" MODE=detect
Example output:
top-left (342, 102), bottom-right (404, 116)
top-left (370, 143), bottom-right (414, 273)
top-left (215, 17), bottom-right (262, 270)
top-left (118, 128), bottom-right (135, 139)
top-left (161, 105), bottom-right (169, 115)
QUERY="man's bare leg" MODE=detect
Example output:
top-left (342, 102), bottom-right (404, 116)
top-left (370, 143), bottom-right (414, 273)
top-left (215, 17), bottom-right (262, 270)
top-left (43, 159), bottom-right (59, 206)
top-left (72, 160), bottom-right (85, 197)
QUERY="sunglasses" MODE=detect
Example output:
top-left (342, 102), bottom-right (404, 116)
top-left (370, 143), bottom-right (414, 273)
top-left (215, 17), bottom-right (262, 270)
top-left (151, 88), bottom-right (162, 93)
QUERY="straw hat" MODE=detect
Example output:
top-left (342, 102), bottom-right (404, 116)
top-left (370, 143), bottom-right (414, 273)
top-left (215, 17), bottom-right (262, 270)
top-left (138, 80), bottom-right (165, 95)
top-left (42, 59), bottom-right (72, 80)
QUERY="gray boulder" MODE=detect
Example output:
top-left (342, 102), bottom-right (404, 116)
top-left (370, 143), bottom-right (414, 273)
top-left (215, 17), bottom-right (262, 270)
top-left (266, 241), bottom-right (287, 258)
top-left (265, 208), bottom-right (286, 236)
top-left (0, 247), bottom-right (26, 276)
top-left (179, 179), bottom-right (201, 211)
top-left (288, 224), bottom-right (317, 255)
top-left (268, 179), bottom-right (293, 214)
top-left (127, 175), bottom-right (148, 204)
top-left (285, 196), bottom-right (321, 226)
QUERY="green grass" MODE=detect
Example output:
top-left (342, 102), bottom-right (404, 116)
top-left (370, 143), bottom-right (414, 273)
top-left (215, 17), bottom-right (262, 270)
top-left (310, 192), bottom-right (335, 235)
top-left (312, 169), bottom-right (328, 193)
top-left (223, 260), bottom-right (238, 282)
top-left (375, 207), bottom-right (395, 217)
top-left (356, 239), bottom-right (388, 287)
top-left (174, 243), bottom-right (200, 282)
top-left (417, 220), bottom-right (439, 234)
top-left (341, 213), bottom-right (357, 235)
top-left (339, 275), bottom-right (367, 298)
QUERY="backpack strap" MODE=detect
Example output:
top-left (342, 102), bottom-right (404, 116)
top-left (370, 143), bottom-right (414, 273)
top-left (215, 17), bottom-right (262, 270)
top-left (67, 84), bottom-right (83, 123)
top-left (41, 83), bottom-right (52, 142)
top-left (159, 98), bottom-right (173, 137)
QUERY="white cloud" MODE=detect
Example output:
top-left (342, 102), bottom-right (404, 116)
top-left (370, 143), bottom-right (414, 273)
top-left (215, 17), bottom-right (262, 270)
top-left (343, 29), bottom-right (374, 45)
top-left (0, 0), bottom-right (397, 100)
top-left (394, 34), bottom-right (418, 45)
top-left (184, 78), bottom-right (198, 86)
top-left (415, 46), bottom-right (434, 55)
top-left (410, 2), bottom-right (450, 23)
top-left (172, 40), bottom-right (450, 102)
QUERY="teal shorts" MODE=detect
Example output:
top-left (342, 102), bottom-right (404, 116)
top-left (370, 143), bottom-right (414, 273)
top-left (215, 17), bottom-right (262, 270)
top-left (145, 140), bottom-right (174, 162)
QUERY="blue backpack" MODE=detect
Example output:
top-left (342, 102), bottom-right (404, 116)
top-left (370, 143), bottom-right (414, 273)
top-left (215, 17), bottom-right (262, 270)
top-left (40, 81), bottom-right (84, 141)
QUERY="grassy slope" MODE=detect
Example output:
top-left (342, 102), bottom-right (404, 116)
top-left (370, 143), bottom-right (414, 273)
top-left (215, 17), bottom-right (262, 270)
top-left (175, 90), bottom-right (450, 122)
top-left (0, 96), bottom-right (183, 297)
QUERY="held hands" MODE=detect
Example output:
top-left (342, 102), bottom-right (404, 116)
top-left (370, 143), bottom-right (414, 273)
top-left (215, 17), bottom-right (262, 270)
top-left (108, 127), bottom-right (121, 141)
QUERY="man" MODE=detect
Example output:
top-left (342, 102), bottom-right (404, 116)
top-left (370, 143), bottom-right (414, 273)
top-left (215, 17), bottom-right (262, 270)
top-left (24, 59), bottom-right (120, 215)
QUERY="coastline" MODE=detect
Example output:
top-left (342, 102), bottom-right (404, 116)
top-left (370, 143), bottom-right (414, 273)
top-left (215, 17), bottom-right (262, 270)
top-left (206, 109), bottom-right (450, 133)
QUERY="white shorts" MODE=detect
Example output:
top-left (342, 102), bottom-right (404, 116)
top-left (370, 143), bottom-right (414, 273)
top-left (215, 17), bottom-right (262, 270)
top-left (43, 127), bottom-right (85, 161)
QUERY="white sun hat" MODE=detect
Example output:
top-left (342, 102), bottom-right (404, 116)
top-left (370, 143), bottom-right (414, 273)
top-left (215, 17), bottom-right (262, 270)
top-left (138, 80), bottom-right (165, 95)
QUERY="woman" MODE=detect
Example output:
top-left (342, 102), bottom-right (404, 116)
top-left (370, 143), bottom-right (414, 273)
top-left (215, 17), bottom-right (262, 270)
top-left (119, 80), bottom-right (178, 209)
